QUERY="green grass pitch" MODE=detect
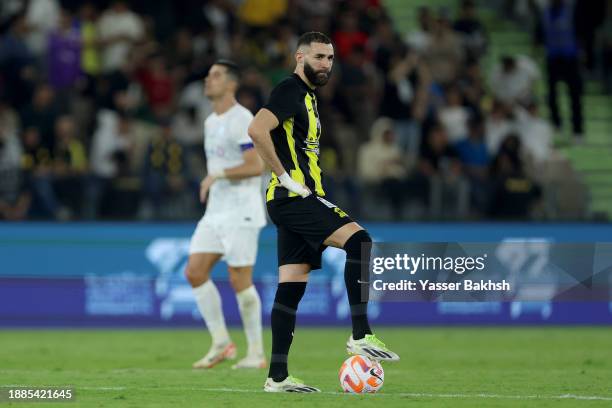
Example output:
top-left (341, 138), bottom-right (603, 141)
top-left (1, 327), bottom-right (611, 407)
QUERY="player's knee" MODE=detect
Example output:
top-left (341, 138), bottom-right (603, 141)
top-left (228, 273), bottom-right (241, 290)
top-left (228, 267), bottom-right (252, 292)
top-left (343, 229), bottom-right (372, 260)
top-left (184, 262), bottom-right (209, 287)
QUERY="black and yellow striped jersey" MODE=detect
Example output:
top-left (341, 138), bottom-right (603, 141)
top-left (263, 74), bottom-right (325, 202)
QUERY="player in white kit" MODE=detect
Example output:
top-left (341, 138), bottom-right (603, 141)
top-left (185, 60), bottom-right (267, 369)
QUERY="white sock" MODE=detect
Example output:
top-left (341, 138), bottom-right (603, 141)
top-left (236, 285), bottom-right (264, 357)
top-left (193, 280), bottom-right (230, 347)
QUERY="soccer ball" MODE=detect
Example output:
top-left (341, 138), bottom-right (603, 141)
top-left (339, 355), bottom-right (384, 393)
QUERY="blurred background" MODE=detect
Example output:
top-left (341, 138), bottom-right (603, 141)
top-left (1, 0), bottom-right (611, 223)
top-left (1, 0), bottom-right (612, 329)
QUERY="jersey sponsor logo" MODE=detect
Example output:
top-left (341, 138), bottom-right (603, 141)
top-left (302, 142), bottom-right (320, 155)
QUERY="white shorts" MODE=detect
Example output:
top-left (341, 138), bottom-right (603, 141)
top-left (188, 221), bottom-right (262, 267)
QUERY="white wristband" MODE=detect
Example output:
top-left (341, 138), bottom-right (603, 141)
top-left (210, 170), bottom-right (226, 179)
top-left (279, 173), bottom-right (310, 197)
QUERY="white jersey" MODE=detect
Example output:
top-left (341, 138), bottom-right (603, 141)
top-left (201, 103), bottom-right (266, 227)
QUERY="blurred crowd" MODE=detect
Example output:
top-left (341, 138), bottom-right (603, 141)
top-left (0, 0), bottom-right (609, 222)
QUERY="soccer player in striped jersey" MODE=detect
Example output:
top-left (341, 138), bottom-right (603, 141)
top-left (249, 32), bottom-right (399, 393)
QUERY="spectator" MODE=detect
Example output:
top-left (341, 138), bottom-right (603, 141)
top-left (0, 101), bottom-right (29, 220)
top-left (78, 2), bottom-right (102, 83)
top-left (485, 100), bottom-right (515, 155)
top-left (514, 101), bottom-right (554, 164)
top-left (338, 44), bottom-right (377, 137)
top-left (453, 0), bottom-right (488, 61)
top-left (379, 46), bottom-right (429, 156)
top-left (97, 0), bottom-right (144, 74)
top-left (87, 110), bottom-right (134, 218)
top-left (0, 14), bottom-right (37, 111)
top-left (201, 0), bottom-right (233, 59)
top-left (357, 118), bottom-right (409, 219)
top-left (96, 59), bottom-right (135, 112)
top-left (489, 55), bottom-right (539, 107)
top-left (319, 125), bottom-right (361, 217)
top-left (405, 6), bottom-right (434, 55)
top-left (24, 0), bottom-right (60, 60)
top-left (369, 17), bottom-right (400, 73)
top-left (52, 116), bottom-right (87, 216)
top-left (90, 110), bottom-right (133, 180)
top-left (422, 10), bottom-right (465, 86)
top-left (489, 133), bottom-right (542, 219)
top-left (47, 9), bottom-right (82, 91)
top-left (536, 0), bottom-right (584, 140)
top-left (20, 83), bottom-right (61, 150)
top-left (418, 122), bottom-right (462, 178)
top-left (455, 114), bottom-right (490, 174)
top-left (438, 85), bottom-right (470, 143)
top-left (454, 114), bottom-right (490, 212)
top-left (21, 127), bottom-right (68, 219)
top-left (457, 60), bottom-right (486, 113)
top-left (136, 52), bottom-right (176, 118)
top-left (333, 10), bottom-right (369, 60)
top-left (142, 120), bottom-right (187, 218)
top-left (413, 122), bottom-right (467, 217)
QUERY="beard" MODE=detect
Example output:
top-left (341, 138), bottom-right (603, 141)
top-left (304, 61), bottom-right (330, 87)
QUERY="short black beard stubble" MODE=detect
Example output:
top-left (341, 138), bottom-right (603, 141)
top-left (304, 61), bottom-right (329, 87)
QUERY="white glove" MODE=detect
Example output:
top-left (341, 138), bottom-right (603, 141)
top-left (279, 172), bottom-right (311, 198)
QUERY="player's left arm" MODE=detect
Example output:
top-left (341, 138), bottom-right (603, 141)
top-left (221, 147), bottom-right (265, 179)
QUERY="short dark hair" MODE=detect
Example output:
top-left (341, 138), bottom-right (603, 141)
top-left (213, 59), bottom-right (240, 82)
top-left (297, 31), bottom-right (332, 48)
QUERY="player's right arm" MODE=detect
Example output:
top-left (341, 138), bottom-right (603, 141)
top-left (249, 108), bottom-right (310, 198)
top-left (248, 109), bottom-right (286, 177)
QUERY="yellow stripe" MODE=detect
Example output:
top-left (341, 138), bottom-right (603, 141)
top-left (284, 117), bottom-right (305, 198)
top-left (266, 172), bottom-right (279, 201)
top-left (304, 94), bottom-right (325, 196)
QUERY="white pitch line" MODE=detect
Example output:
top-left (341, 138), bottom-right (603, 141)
top-left (3, 385), bottom-right (612, 401)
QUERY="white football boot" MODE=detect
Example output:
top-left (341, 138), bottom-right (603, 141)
top-left (346, 334), bottom-right (400, 361)
top-left (263, 376), bottom-right (320, 393)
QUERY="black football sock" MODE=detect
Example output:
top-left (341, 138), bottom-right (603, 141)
top-left (344, 230), bottom-right (373, 340)
top-left (268, 282), bottom-right (307, 382)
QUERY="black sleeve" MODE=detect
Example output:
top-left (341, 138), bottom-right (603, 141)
top-left (263, 79), bottom-right (302, 123)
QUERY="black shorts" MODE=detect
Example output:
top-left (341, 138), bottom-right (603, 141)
top-left (266, 195), bottom-right (354, 270)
